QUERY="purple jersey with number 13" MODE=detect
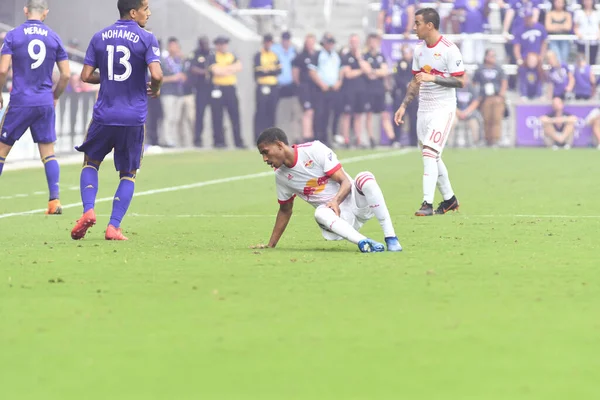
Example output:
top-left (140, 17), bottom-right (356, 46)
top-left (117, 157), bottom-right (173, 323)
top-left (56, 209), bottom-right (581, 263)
top-left (84, 19), bottom-right (160, 126)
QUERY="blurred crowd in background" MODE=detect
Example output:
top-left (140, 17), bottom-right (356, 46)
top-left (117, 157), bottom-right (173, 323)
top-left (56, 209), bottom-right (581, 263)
top-left (3, 0), bottom-right (600, 151)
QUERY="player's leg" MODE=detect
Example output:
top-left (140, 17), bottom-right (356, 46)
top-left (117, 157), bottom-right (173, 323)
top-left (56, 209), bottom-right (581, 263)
top-left (416, 110), bottom-right (455, 216)
top-left (354, 172), bottom-right (402, 252)
top-left (31, 106), bottom-right (62, 214)
top-left (71, 122), bottom-right (114, 239)
top-left (106, 125), bottom-right (145, 240)
top-left (225, 87), bottom-right (245, 148)
top-left (432, 111), bottom-right (459, 215)
top-left (314, 205), bottom-right (384, 253)
top-left (0, 105), bottom-right (32, 176)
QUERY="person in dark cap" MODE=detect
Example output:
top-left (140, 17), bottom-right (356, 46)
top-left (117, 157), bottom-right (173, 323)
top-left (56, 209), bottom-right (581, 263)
top-left (308, 33), bottom-right (343, 146)
top-left (253, 33), bottom-right (281, 140)
top-left (188, 36), bottom-right (212, 147)
top-left (208, 35), bottom-right (245, 148)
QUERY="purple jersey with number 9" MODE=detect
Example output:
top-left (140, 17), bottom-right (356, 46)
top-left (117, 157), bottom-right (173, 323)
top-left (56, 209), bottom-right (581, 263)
top-left (84, 19), bottom-right (161, 126)
top-left (0, 20), bottom-right (68, 107)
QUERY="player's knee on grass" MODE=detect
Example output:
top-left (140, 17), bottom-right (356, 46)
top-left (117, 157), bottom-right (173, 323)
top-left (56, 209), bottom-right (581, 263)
top-left (314, 205), bottom-right (336, 228)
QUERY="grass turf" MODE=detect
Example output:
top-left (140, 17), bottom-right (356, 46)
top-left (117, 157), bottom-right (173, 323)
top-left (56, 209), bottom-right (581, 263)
top-left (1, 148), bottom-right (599, 399)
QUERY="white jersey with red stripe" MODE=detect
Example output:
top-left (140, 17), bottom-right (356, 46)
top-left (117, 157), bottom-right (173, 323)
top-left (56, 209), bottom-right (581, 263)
top-left (275, 141), bottom-right (350, 208)
top-left (412, 36), bottom-right (464, 113)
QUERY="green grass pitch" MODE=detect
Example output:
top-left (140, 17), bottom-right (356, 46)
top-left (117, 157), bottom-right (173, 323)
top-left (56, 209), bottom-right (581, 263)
top-left (1, 148), bottom-right (599, 399)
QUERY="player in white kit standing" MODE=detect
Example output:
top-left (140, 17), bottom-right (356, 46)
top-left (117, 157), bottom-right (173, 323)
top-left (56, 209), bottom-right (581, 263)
top-left (255, 127), bottom-right (402, 253)
top-left (394, 8), bottom-right (464, 216)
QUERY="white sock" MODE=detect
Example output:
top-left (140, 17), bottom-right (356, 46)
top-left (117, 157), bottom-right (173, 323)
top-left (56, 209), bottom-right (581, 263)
top-left (436, 156), bottom-right (455, 201)
top-left (355, 172), bottom-right (396, 238)
top-left (422, 149), bottom-right (438, 204)
top-left (314, 206), bottom-right (366, 245)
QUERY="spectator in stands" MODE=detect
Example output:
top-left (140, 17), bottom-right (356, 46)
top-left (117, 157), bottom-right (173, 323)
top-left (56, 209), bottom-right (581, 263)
top-left (272, 32), bottom-right (299, 142)
top-left (545, 0), bottom-right (573, 63)
top-left (574, 0), bottom-right (600, 64)
top-left (292, 34), bottom-right (317, 142)
top-left (253, 34), bottom-right (281, 140)
top-left (188, 36), bottom-right (212, 148)
top-left (546, 50), bottom-right (574, 99)
top-left (180, 58), bottom-right (196, 148)
top-left (453, 0), bottom-right (490, 64)
top-left (308, 34), bottom-right (343, 146)
top-left (210, 0), bottom-right (238, 13)
top-left (573, 53), bottom-right (596, 99)
top-left (392, 45), bottom-right (418, 147)
top-left (161, 37), bottom-right (188, 148)
top-left (453, 74), bottom-right (482, 148)
top-left (518, 52), bottom-right (545, 100)
top-left (513, 8), bottom-right (549, 67)
top-left (209, 36), bottom-right (246, 148)
top-left (364, 33), bottom-right (393, 148)
top-left (584, 106), bottom-right (600, 149)
top-left (503, 0), bottom-right (542, 88)
top-left (539, 96), bottom-right (577, 149)
top-left (147, 38), bottom-right (164, 148)
top-left (378, 0), bottom-right (416, 37)
top-left (339, 34), bottom-right (370, 148)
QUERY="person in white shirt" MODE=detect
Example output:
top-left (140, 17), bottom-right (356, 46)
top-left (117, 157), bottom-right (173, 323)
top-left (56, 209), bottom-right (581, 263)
top-left (394, 7), bottom-right (465, 217)
top-left (255, 127), bottom-right (402, 253)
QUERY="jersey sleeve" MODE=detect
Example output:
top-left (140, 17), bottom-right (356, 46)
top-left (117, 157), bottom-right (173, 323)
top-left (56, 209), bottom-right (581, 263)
top-left (145, 34), bottom-right (161, 65)
top-left (276, 177), bottom-right (296, 204)
top-left (83, 36), bottom-right (97, 68)
top-left (1, 32), bottom-right (13, 55)
top-left (308, 52), bottom-right (319, 71)
top-left (411, 46), bottom-right (420, 74)
top-left (446, 45), bottom-right (464, 77)
top-left (54, 35), bottom-right (69, 62)
top-left (312, 141), bottom-right (342, 177)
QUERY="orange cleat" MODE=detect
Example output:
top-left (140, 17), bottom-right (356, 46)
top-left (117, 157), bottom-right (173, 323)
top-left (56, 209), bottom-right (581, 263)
top-left (45, 199), bottom-right (63, 215)
top-left (71, 209), bottom-right (96, 240)
top-left (105, 224), bottom-right (128, 241)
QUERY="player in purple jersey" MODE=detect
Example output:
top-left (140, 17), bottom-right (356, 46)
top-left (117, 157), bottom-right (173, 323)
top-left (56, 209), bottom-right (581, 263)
top-left (0, 0), bottom-right (70, 215)
top-left (70, 0), bottom-right (163, 241)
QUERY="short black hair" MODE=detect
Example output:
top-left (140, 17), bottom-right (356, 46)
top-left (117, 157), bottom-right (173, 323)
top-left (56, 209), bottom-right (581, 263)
top-left (118, 0), bottom-right (145, 18)
top-left (416, 7), bottom-right (440, 30)
top-left (257, 127), bottom-right (289, 146)
top-left (168, 37), bottom-right (179, 44)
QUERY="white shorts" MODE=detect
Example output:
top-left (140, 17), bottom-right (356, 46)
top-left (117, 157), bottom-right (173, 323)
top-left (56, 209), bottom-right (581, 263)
top-left (417, 108), bottom-right (456, 153)
top-left (320, 173), bottom-right (375, 241)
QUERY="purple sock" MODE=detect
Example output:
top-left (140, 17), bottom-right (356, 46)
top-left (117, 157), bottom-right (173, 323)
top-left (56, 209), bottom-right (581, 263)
top-left (109, 173), bottom-right (135, 228)
top-left (80, 163), bottom-right (99, 212)
top-left (0, 156), bottom-right (5, 176)
top-left (43, 155), bottom-right (60, 200)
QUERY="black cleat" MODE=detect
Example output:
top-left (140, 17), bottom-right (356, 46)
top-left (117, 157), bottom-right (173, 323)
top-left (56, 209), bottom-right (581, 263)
top-left (434, 196), bottom-right (460, 215)
top-left (415, 201), bottom-right (434, 216)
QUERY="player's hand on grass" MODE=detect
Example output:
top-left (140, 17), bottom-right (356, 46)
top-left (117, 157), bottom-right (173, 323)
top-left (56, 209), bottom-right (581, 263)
top-left (326, 201), bottom-right (341, 217)
top-left (250, 244), bottom-right (272, 249)
top-left (394, 105), bottom-right (406, 125)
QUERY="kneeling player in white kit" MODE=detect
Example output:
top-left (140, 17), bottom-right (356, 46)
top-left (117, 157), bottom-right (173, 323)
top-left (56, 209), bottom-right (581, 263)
top-left (256, 127), bottom-right (402, 253)
top-left (394, 7), bottom-right (464, 216)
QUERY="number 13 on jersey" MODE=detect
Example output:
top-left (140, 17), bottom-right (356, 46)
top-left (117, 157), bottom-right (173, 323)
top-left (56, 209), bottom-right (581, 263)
top-left (106, 45), bottom-right (132, 82)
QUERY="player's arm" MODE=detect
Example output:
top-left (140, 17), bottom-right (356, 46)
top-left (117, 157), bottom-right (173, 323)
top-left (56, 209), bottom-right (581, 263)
top-left (430, 74), bottom-right (466, 88)
top-left (325, 168), bottom-right (352, 216)
top-left (147, 61), bottom-right (163, 98)
top-left (0, 54), bottom-right (11, 107)
top-left (401, 76), bottom-right (420, 107)
top-left (373, 61), bottom-right (389, 78)
top-left (81, 64), bottom-right (101, 84)
top-left (53, 60), bottom-right (71, 102)
top-left (266, 200), bottom-right (294, 248)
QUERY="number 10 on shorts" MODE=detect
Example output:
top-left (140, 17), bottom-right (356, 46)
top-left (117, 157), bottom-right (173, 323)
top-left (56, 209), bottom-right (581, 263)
top-left (429, 129), bottom-right (443, 144)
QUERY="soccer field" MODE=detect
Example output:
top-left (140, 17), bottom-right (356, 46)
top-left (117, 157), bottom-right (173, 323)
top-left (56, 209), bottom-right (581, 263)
top-left (1, 148), bottom-right (599, 399)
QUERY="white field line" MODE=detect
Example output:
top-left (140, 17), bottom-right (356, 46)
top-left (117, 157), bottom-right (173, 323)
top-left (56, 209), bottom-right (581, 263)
top-left (7, 213), bottom-right (600, 219)
top-left (0, 149), bottom-right (415, 220)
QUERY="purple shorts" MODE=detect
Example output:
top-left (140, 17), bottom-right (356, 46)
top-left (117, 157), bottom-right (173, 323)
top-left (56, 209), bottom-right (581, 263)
top-left (0, 105), bottom-right (57, 146)
top-left (76, 121), bottom-right (145, 172)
